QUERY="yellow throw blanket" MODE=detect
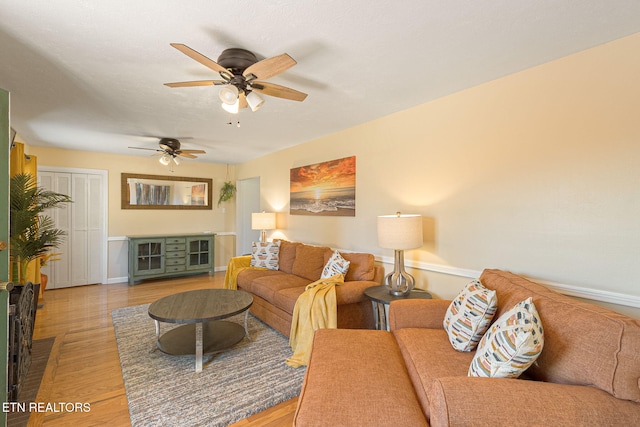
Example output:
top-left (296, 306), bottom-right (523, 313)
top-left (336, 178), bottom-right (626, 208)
top-left (223, 255), bottom-right (266, 290)
top-left (286, 274), bottom-right (344, 368)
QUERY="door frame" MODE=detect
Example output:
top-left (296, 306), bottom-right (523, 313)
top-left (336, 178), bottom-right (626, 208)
top-left (37, 166), bottom-right (108, 285)
top-left (1, 87), bottom-right (10, 426)
top-left (236, 177), bottom-right (261, 256)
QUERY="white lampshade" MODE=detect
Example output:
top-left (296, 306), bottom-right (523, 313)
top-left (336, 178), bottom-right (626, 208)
top-left (252, 212), bottom-right (276, 230)
top-left (172, 156), bottom-right (180, 165)
top-left (221, 99), bottom-right (239, 114)
top-left (219, 85), bottom-right (239, 105)
top-left (377, 213), bottom-right (423, 250)
top-left (159, 154), bottom-right (171, 166)
top-left (246, 91), bottom-right (265, 112)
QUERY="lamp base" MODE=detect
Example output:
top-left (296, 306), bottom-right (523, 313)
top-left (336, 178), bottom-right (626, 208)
top-left (383, 250), bottom-right (415, 296)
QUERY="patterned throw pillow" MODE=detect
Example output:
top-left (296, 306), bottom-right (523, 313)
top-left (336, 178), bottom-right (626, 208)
top-left (250, 241), bottom-right (281, 270)
top-left (321, 250), bottom-right (350, 279)
top-left (468, 297), bottom-right (544, 378)
top-left (443, 280), bottom-right (498, 352)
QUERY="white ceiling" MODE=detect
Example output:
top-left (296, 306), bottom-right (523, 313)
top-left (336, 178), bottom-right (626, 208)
top-left (1, 1), bottom-right (640, 165)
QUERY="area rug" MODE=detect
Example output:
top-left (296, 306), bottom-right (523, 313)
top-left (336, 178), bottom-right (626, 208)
top-left (112, 304), bottom-right (306, 427)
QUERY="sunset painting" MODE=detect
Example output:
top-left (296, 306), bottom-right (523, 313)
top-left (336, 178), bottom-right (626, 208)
top-left (290, 156), bottom-right (356, 216)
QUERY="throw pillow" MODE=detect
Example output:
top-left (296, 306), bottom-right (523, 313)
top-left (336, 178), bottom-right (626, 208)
top-left (443, 280), bottom-right (498, 352)
top-left (321, 250), bottom-right (351, 279)
top-left (250, 241), bottom-right (281, 270)
top-left (468, 297), bottom-right (544, 378)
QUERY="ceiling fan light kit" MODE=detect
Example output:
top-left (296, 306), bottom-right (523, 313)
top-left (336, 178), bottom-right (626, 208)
top-left (246, 91), bottom-right (265, 112)
top-left (221, 100), bottom-right (240, 114)
top-left (165, 43), bottom-right (308, 115)
top-left (129, 137), bottom-right (206, 169)
top-left (219, 85), bottom-right (239, 105)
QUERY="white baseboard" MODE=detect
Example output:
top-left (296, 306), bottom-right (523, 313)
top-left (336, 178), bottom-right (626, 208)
top-left (376, 255), bottom-right (640, 309)
top-left (106, 276), bottom-right (128, 284)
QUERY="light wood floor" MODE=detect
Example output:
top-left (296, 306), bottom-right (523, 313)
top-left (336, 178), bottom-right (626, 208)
top-left (28, 273), bottom-right (298, 426)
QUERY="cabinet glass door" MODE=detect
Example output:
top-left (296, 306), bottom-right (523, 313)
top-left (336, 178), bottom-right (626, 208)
top-left (135, 239), bottom-right (164, 274)
top-left (186, 238), bottom-right (211, 269)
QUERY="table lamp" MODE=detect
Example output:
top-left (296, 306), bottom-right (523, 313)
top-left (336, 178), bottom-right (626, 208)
top-left (252, 212), bottom-right (276, 243)
top-left (377, 212), bottom-right (423, 296)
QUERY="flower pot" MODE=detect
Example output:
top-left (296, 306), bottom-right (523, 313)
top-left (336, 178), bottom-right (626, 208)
top-left (39, 273), bottom-right (48, 303)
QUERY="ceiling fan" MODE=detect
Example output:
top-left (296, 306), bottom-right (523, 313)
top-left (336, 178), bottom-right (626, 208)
top-left (164, 43), bottom-right (308, 113)
top-left (128, 137), bottom-right (205, 166)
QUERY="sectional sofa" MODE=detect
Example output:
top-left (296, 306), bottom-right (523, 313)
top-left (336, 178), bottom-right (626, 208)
top-left (236, 240), bottom-right (384, 337)
top-left (294, 269), bottom-right (640, 426)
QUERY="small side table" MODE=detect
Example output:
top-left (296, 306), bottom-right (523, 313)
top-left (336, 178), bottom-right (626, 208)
top-left (364, 285), bottom-right (432, 331)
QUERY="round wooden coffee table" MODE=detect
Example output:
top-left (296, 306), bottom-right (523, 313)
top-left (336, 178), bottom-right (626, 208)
top-left (148, 289), bottom-right (253, 372)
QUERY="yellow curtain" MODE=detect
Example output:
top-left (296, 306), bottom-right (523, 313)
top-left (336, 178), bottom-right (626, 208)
top-left (9, 142), bottom-right (40, 284)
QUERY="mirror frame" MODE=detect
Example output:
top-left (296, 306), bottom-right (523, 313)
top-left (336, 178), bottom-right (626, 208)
top-left (121, 173), bottom-right (213, 210)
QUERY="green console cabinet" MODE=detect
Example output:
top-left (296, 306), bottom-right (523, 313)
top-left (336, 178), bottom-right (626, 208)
top-left (128, 233), bottom-right (215, 285)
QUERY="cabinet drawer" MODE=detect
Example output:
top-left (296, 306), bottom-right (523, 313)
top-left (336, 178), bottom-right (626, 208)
top-left (165, 251), bottom-right (185, 258)
top-left (166, 237), bottom-right (186, 244)
top-left (166, 244), bottom-right (186, 252)
top-left (166, 258), bottom-right (186, 266)
top-left (165, 265), bottom-right (186, 273)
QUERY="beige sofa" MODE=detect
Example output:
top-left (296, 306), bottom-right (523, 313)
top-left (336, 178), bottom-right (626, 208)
top-left (294, 269), bottom-right (640, 426)
top-left (237, 240), bottom-right (384, 337)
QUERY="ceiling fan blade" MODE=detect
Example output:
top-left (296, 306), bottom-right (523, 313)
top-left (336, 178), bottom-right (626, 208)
top-left (179, 149), bottom-right (206, 154)
top-left (243, 53), bottom-right (296, 80)
top-left (164, 80), bottom-right (226, 88)
top-left (170, 43), bottom-right (231, 77)
top-left (239, 92), bottom-right (248, 109)
top-left (128, 147), bottom-right (161, 152)
top-left (176, 152), bottom-right (197, 159)
top-left (251, 81), bottom-right (308, 102)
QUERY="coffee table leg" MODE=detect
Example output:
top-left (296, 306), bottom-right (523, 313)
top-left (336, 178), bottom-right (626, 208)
top-left (195, 322), bottom-right (203, 373)
top-left (244, 310), bottom-right (251, 341)
top-left (153, 320), bottom-right (161, 352)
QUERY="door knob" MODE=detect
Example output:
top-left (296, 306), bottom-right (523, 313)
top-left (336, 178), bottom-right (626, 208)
top-left (1, 282), bottom-right (14, 291)
top-left (0, 240), bottom-right (6, 251)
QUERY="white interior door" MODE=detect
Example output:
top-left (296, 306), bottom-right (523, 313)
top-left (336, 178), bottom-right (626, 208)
top-left (39, 168), bottom-right (106, 288)
top-left (236, 177), bottom-right (261, 255)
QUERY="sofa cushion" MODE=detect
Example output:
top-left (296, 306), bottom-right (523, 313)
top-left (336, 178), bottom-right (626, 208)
top-left (272, 286), bottom-right (306, 314)
top-left (250, 273), bottom-right (311, 303)
top-left (468, 297), bottom-right (544, 378)
top-left (237, 269), bottom-right (284, 293)
top-left (321, 250), bottom-right (350, 278)
top-left (443, 279), bottom-right (497, 352)
top-left (276, 240), bottom-right (300, 274)
top-left (480, 269), bottom-right (640, 403)
top-left (294, 329), bottom-right (428, 427)
top-left (339, 252), bottom-right (376, 281)
top-left (393, 328), bottom-right (476, 418)
top-left (250, 241), bottom-right (280, 270)
top-left (291, 244), bottom-right (332, 281)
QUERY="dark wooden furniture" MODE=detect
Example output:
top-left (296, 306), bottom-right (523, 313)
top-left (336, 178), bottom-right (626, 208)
top-left (148, 289), bottom-right (253, 372)
top-left (364, 285), bottom-right (432, 330)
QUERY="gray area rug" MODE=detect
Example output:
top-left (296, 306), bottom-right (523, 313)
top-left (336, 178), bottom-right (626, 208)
top-left (112, 303), bottom-right (306, 427)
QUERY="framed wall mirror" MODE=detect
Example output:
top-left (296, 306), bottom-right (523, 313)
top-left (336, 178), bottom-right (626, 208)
top-left (121, 173), bottom-right (212, 210)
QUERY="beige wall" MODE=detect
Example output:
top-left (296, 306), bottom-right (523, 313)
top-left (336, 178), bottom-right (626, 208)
top-left (236, 33), bottom-right (640, 316)
top-left (25, 145), bottom-right (237, 278)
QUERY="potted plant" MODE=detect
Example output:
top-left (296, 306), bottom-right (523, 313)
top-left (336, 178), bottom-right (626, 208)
top-left (218, 181), bottom-right (236, 206)
top-left (9, 173), bottom-right (72, 286)
top-left (39, 252), bottom-right (62, 294)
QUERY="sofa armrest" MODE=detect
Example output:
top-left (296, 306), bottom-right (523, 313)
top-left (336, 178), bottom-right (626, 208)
top-left (336, 280), bottom-right (380, 305)
top-left (388, 299), bottom-right (451, 330)
top-left (430, 376), bottom-right (640, 427)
